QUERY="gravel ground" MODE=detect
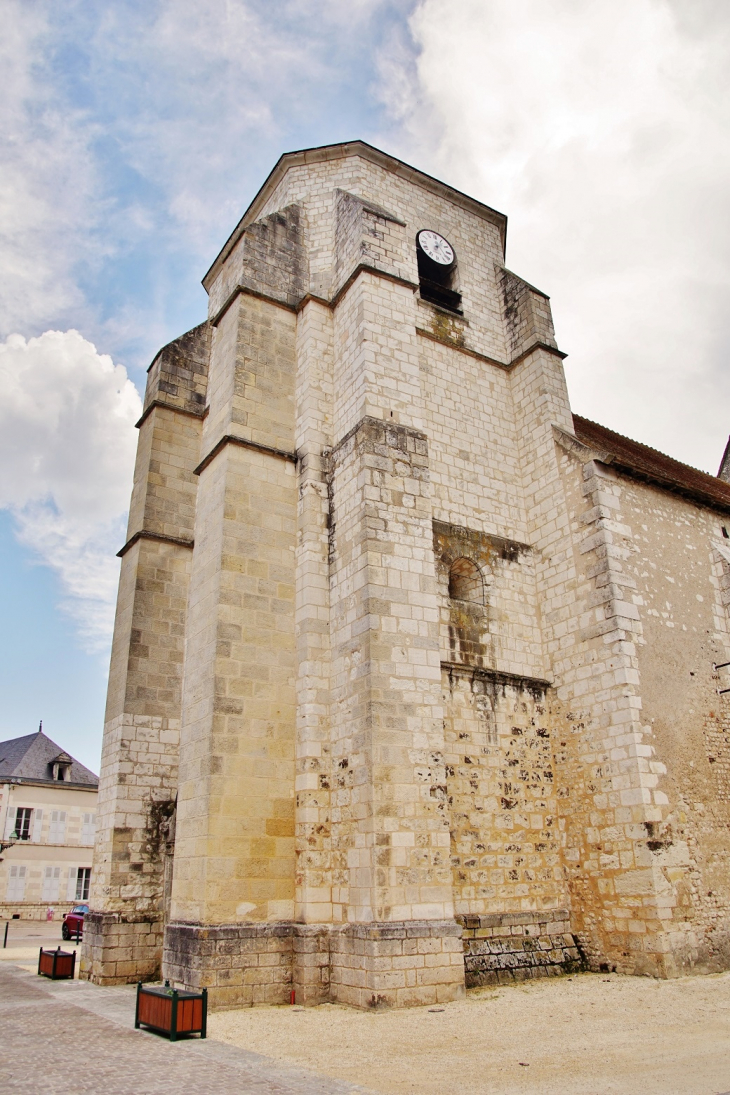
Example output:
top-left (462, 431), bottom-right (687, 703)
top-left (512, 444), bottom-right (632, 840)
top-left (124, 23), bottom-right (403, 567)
top-left (210, 971), bottom-right (730, 1095)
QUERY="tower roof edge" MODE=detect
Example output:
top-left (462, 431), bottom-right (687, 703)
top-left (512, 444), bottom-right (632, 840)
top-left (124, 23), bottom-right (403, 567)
top-left (201, 140), bottom-right (508, 293)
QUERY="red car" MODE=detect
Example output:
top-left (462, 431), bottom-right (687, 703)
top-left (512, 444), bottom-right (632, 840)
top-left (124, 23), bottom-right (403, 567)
top-left (61, 904), bottom-right (88, 940)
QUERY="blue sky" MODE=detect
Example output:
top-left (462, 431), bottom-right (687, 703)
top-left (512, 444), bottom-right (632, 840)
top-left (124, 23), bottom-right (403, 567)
top-left (1, 0), bottom-right (730, 771)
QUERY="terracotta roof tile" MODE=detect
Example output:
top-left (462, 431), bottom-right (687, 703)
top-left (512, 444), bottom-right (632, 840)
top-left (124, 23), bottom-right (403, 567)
top-left (572, 415), bottom-right (730, 515)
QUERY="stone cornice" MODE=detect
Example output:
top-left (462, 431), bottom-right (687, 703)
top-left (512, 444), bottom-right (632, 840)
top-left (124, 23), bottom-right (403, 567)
top-left (416, 328), bottom-right (508, 370)
top-left (135, 400), bottom-right (206, 430)
top-left (330, 264), bottom-right (418, 310)
top-left (210, 265), bottom-right (419, 330)
top-left (209, 284), bottom-right (298, 329)
top-left (509, 341), bottom-right (568, 367)
top-left (193, 434), bottom-right (298, 477)
top-left (117, 530), bottom-right (195, 559)
top-left (327, 415), bottom-right (427, 463)
top-left (441, 661), bottom-right (552, 696)
top-left (416, 329), bottom-right (567, 371)
top-left (3, 777), bottom-right (98, 791)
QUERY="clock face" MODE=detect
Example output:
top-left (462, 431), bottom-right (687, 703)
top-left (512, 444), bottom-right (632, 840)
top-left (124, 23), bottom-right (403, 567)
top-left (417, 230), bottom-right (455, 266)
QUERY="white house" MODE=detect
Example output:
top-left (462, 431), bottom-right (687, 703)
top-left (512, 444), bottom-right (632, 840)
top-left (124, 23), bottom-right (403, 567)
top-left (0, 728), bottom-right (99, 920)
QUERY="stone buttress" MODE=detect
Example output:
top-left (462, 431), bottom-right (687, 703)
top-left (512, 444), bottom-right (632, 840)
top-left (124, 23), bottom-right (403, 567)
top-left (80, 323), bottom-right (209, 983)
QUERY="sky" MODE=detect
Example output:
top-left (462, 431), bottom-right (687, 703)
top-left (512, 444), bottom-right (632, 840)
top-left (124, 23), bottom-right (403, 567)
top-left (1, 0), bottom-right (729, 771)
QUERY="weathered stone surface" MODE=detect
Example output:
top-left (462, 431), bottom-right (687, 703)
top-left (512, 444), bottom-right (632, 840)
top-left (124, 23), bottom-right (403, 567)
top-left (457, 909), bottom-right (583, 986)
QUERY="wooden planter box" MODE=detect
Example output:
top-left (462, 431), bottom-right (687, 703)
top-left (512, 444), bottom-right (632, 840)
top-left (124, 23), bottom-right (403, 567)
top-left (135, 982), bottom-right (207, 1041)
top-left (38, 947), bottom-right (76, 980)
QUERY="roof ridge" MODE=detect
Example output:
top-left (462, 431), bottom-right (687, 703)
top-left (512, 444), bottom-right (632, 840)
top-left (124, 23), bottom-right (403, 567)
top-left (572, 414), bottom-right (730, 514)
top-left (572, 414), bottom-right (718, 482)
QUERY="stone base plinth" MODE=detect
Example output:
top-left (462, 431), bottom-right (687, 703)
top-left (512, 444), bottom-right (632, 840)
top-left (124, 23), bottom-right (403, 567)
top-left (79, 911), bottom-right (164, 984)
top-left (293, 924), bottom-right (332, 1006)
top-left (163, 919), bottom-right (466, 1009)
top-left (163, 921), bottom-right (293, 1009)
top-left (457, 908), bottom-right (583, 986)
top-left (0, 903), bottom-right (60, 921)
top-left (330, 920), bottom-right (466, 1009)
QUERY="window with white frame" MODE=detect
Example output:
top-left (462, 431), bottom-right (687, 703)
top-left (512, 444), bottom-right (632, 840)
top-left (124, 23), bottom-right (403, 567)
top-left (41, 865), bottom-right (61, 902)
top-left (48, 810), bottom-right (67, 843)
top-left (81, 813), bottom-right (96, 845)
top-left (67, 867), bottom-right (91, 901)
top-left (6, 865), bottom-right (26, 901)
top-left (12, 807), bottom-right (33, 841)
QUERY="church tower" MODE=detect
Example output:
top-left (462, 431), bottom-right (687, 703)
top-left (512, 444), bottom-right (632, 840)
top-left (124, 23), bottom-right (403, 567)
top-left (81, 141), bottom-right (730, 1006)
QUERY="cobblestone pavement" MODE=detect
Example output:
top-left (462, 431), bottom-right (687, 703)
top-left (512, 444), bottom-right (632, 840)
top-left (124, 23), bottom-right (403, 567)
top-left (0, 964), bottom-right (375, 1095)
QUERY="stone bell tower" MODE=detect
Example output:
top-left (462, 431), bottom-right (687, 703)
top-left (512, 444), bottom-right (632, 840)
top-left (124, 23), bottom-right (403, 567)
top-left (82, 140), bottom-right (582, 1006)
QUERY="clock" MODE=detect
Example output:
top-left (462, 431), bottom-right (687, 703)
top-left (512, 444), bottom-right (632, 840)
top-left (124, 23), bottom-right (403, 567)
top-left (416, 230), bottom-right (455, 268)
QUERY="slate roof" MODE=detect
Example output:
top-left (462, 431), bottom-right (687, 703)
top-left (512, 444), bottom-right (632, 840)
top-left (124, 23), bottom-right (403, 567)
top-left (0, 730), bottom-right (98, 787)
top-left (572, 415), bottom-right (730, 516)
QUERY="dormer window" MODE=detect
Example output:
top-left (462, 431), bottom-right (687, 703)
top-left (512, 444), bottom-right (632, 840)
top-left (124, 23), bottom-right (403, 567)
top-left (51, 753), bottom-right (72, 781)
top-left (416, 230), bottom-right (462, 313)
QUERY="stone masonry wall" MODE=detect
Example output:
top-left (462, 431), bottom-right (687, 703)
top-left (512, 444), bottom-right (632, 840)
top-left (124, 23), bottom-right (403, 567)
top-left (444, 671), bottom-right (568, 918)
top-left (546, 432), bottom-right (709, 975)
top-left (617, 474), bottom-right (730, 971)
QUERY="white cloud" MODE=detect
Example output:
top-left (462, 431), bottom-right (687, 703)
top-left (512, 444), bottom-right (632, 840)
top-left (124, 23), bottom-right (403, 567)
top-left (380, 0), bottom-right (730, 472)
top-left (86, 0), bottom-right (400, 255)
top-left (0, 1), bottom-right (101, 338)
top-left (0, 0), bottom-right (409, 660)
top-left (0, 0), bottom-right (411, 368)
top-left (0, 330), bottom-right (141, 649)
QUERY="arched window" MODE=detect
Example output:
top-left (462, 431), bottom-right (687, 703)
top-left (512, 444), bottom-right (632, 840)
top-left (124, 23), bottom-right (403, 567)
top-left (448, 558), bottom-right (484, 604)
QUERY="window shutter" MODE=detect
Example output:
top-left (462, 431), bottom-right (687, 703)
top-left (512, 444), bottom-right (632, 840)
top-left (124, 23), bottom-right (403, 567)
top-left (41, 865), bottom-right (61, 902)
top-left (42, 865), bottom-right (53, 901)
top-left (32, 809), bottom-right (43, 842)
top-left (4, 810), bottom-right (14, 839)
top-left (66, 868), bottom-right (78, 901)
top-left (81, 812), bottom-right (96, 845)
top-left (7, 865), bottom-right (26, 901)
top-left (50, 810), bottom-right (67, 843)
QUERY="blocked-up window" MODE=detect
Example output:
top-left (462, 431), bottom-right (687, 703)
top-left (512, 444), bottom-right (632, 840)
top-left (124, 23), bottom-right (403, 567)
top-left (11, 807), bottom-right (33, 841)
top-left (49, 811), bottom-right (67, 844)
top-left (81, 813), bottom-right (96, 845)
top-left (67, 866), bottom-right (91, 901)
top-left (448, 558), bottom-right (484, 604)
top-left (6, 865), bottom-right (26, 901)
top-left (42, 865), bottom-right (61, 902)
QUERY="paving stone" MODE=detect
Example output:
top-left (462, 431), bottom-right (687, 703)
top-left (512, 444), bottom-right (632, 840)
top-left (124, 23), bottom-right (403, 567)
top-left (0, 964), bottom-right (374, 1095)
